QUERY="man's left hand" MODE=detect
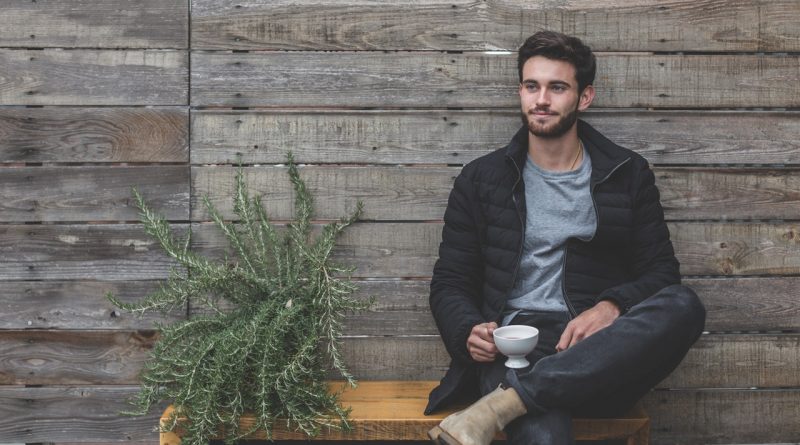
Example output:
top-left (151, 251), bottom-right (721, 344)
top-left (556, 300), bottom-right (621, 352)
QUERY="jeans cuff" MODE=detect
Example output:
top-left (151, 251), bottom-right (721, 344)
top-left (506, 368), bottom-right (546, 416)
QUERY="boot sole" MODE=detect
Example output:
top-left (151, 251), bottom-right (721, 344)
top-left (427, 425), bottom-right (461, 445)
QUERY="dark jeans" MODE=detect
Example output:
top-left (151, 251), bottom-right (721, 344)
top-left (478, 284), bottom-right (706, 444)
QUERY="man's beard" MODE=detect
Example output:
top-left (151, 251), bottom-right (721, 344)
top-left (521, 106), bottom-right (579, 139)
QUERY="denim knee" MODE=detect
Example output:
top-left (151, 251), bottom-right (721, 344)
top-left (656, 284), bottom-right (706, 337)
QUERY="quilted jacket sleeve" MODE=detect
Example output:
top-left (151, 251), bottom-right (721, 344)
top-left (430, 167), bottom-right (487, 364)
top-left (596, 159), bottom-right (681, 312)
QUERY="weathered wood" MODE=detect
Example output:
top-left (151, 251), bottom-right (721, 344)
top-left (12, 329), bottom-right (793, 388)
top-left (343, 277), bottom-right (800, 334)
top-left (2, 222), bottom-right (793, 299)
top-left (0, 280), bottom-right (181, 330)
top-left (643, 389), bottom-right (800, 444)
top-left (191, 52), bottom-right (800, 108)
top-left (0, 386), bottom-right (162, 443)
top-left (338, 334), bottom-right (800, 389)
top-left (0, 107), bottom-right (188, 163)
top-left (661, 334), bottom-right (800, 389)
top-left (192, 166), bottom-right (800, 221)
top-left (190, 0), bottom-right (800, 52)
top-left (0, 0), bottom-right (187, 48)
top-left (0, 330), bottom-right (157, 385)
top-left (687, 277), bottom-right (800, 332)
top-left (0, 49), bottom-right (187, 106)
top-left (191, 165), bottom-right (453, 222)
top-left (671, 222), bottom-right (800, 276)
top-left (0, 166), bottom-right (189, 222)
top-left (191, 222), bottom-right (800, 277)
top-left (190, 110), bottom-right (800, 166)
top-left (0, 224), bottom-right (185, 281)
top-left (192, 276), bottom-right (800, 336)
top-left (657, 168), bottom-right (800, 220)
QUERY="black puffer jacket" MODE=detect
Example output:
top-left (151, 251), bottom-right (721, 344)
top-left (425, 120), bottom-right (680, 414)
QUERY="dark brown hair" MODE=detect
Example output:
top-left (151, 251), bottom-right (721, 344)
top-left (517, 31), bottom-right (596, 92)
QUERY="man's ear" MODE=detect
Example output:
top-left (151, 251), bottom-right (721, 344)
top-left (578, 84), bottom-right (596, 111)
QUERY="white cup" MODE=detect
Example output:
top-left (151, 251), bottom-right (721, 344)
top-left (493, 325), bottom-right (539, 369)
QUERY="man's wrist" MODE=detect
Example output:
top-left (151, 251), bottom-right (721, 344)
top-left (597, 299), bottom-right (622, 317)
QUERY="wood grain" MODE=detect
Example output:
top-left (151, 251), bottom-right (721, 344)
top-left (190, 0), bottom-right (800, 52)
top-left (2, 329), bottom-right (792, 390)
top-left (643, 389), bottom-right (800, 444)
top-left (190, 110), bottom-right (800, 166)
top-left (2, 222), bottom-right (793, 281)
top-left (0, 224), bottom-right (185, 281)
top-left (191, 165), bottom-right (453, 222)
top-left (0, 0), bottom-right (187, 48)
top-left (0, 386), bottom-right (163, 443)
top-left (337, 334), bottom-right (800, 389)
top-left (0, 166), bottom-right (189, 222)
top-left (0, 280), bottom-right (182, 330)
top-left (0, 107), bottom-right (188, 163)
top-left (671, 222), bottom-right (800, 276)
top-left (191, 52), bottom-right (800, 108)
top-left (191, 276), bottom-right (800, 336)
top-left (192, 165), bottom-right (800, 221)
top-left (0, 49), bottom-right (187, 106)
top-left (0, 330), bottom-right (157, 385)
top-left (190, 221), bottom-right (800, 278)
top-left (687, 277), bottom-right (800, 332)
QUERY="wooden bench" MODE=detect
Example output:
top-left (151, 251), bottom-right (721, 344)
top-left (159, 381), bottom-right (649, 444)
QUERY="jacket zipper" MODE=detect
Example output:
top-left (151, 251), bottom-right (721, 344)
top-left (561, 157), bottom-right (632, 319)
top-left (499, 156), bottom-right (525, 320)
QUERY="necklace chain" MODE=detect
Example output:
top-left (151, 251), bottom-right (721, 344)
top-left (569, 140), bottom-right (583, 170)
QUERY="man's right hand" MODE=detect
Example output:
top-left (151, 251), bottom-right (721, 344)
top-left (467, 322), bottom-right (499, 362)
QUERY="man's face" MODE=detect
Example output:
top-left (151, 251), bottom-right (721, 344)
top-left (519, 56), bottom-right (594, 139)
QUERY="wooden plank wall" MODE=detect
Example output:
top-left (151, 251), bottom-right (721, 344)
top-left (0, 1), bottom-right (798, 444)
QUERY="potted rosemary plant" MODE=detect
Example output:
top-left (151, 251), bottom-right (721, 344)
top-left (109, 154), bottom-right (371, 445)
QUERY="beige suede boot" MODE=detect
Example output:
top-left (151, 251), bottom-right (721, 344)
top-left (428, 386), bottom-right (527, 445)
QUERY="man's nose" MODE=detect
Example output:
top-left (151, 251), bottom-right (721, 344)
top-left (535, 88), bottom-right (550, 106)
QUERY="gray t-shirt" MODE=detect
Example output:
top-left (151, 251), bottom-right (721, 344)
top-left (502, 146), bottom-right (597, 325)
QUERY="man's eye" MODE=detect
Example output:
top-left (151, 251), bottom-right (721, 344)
top-left (552, 85), bottom-right (566, 92)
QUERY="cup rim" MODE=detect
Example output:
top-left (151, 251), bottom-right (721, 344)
top-left (493, 325), bottom-right (539, 340)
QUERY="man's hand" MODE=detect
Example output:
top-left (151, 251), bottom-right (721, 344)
top-left (556, 300), bottom-right (621, 352)
top-left (467, 322), bottom-right (499, 362)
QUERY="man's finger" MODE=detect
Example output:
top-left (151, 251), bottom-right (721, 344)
top-left (556, 324), bottom-right (573, 352)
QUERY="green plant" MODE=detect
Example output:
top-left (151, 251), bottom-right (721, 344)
top-left (108, 154), bottom-right (370, 444)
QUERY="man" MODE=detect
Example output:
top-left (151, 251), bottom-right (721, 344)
top-left (425, 31), bottom-right (706, 445)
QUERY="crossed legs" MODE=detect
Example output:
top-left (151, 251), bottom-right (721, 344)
top-left (431, 284), bottom-right (706, 445)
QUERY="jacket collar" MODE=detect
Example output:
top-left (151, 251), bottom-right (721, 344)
top-left (504, 119), bottom-right (631, 183)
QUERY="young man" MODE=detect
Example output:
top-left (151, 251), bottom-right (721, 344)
top-left (426, 31), bottom-right (706, 445)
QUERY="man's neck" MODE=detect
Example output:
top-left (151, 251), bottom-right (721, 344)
top-left (527, 126), bottom-right (582, 172)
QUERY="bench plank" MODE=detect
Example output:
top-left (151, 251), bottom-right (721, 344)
top-left (160, 381), bottom-right (648, 442)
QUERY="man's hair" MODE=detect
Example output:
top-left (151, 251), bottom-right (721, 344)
top-left (517, 31), bottom-right (596, 92)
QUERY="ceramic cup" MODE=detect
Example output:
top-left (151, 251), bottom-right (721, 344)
top-left (493, 325), bottom-right (539, 369)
